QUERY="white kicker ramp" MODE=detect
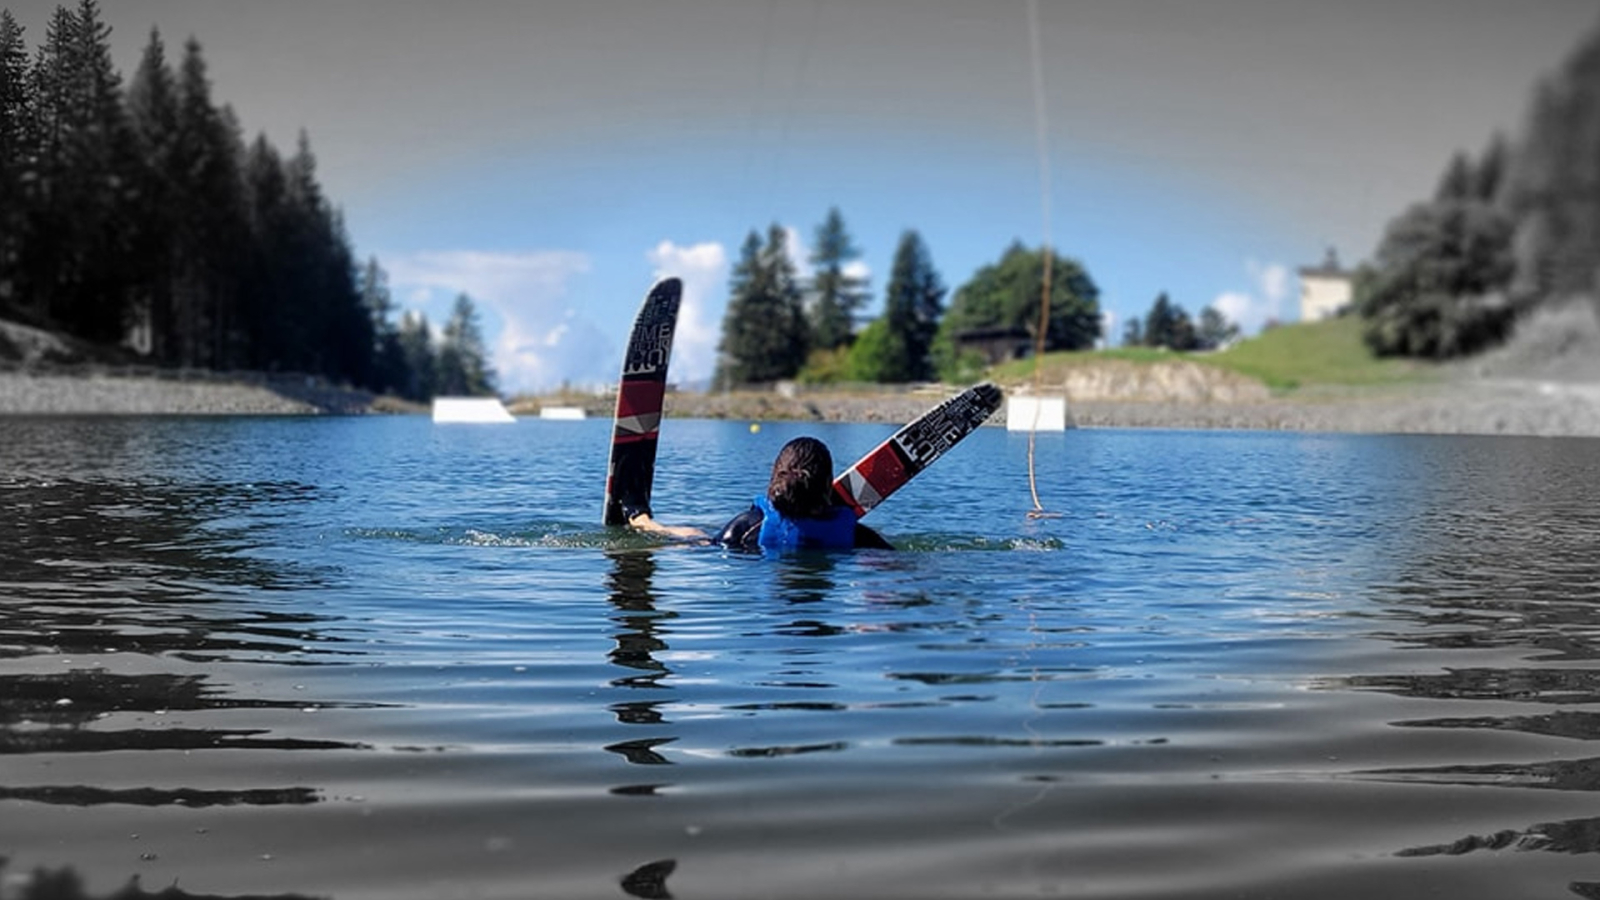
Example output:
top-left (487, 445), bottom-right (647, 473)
top-left (1005, 396), bottom-right (1068, 431)
top-left (432, 397), bottom-right (516, 424)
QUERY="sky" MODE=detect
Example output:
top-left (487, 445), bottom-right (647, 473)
top-left (8, 0), bottom-right (1597, 393)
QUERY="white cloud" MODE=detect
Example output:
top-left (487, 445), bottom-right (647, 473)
top-left (1255, 261), bottom-right (1290, 304)
top-left (1212, 291), bottom-right (1255, 329)
top-left (1210, 260), bottom-right (1291, 336)
top-left (648, 240), bottom-right (728, 388)
top-left (386, 249), bottom-right (597, 394)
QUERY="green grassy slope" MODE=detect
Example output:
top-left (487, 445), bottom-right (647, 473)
top-left (991, 316), bottom-right (1431, 393)
top-left (1207, 316), bottom-right (1428, 390)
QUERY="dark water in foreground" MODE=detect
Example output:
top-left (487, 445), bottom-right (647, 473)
top-left (3, 415), bottom-right (1600, 900)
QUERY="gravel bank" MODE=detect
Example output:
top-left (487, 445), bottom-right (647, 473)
top-left (652, 380), bottom-right (1600, 437)
top-left (0, 370), bottom-right (379, 415)
top-left (4, 304), bottom-right (1596, 435)
top-left (5, 367), bottom-right (1597, 436)
top-left (658, 303), bottom-right (1600, 437)
top-left (1066, 381), bottom-right (1600, 436)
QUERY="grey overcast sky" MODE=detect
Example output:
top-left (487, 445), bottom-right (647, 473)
top-left (6, 0), bottom-right (1596, 390)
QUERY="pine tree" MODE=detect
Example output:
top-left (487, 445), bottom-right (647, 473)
top-left (0, 10), bottom-right (29, 309)
top-left (396, 310), bottom-right (436, 401)
top-left (174, 37), bottom-right (248, 369)
top-left (19, 7), bottom-right (72, 323)
top-left (1503, 21), bottom-right (1600, 302)
top-left (1473, 133), bottom-right (1508, 204)
top-left (0, 6), bottom-right (393, 387)
top-left (714, 226), bottom-right (808, 386)
top-left (1435, 151), bottom-right (1475, 204)
top-left (1143, 292), bottom-right (1198, 350)
top-left (807, 207), bottom-right (867, 351)
top-left (126, 27), bottom-right (179, 360)
top-left (436, 293), bottom-right (495, 396)
top-left (282, 131), bottom-right (332, 374)
top-left (360, 256), bottom-right (408, 395)
top-left (0, 11), bottom-right (25, 160)
top-left (873, 230), bottom-right (944, 382)
top-left (25, 1), bottom-right (138, 339)
top-left (52, 0), bottom-right (137, 341)
top-left (241, 133), bottom-right (290, 369)
top-left (245, 129), bottom-right (371, 382)
top-left (714, 232), bottom-right (763, 388)
top-left (1196, 306), bottom-right (1240, 350)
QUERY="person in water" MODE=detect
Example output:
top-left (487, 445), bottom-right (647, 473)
top-left (629, 436), bottom-right (891, 550)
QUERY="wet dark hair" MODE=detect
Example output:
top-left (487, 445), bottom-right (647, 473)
top-left (766, 436), bottom-right (835, 518)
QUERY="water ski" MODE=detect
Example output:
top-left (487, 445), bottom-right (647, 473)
top-left (833, 382), bottom-right (1004, 518)
top-left (602, 277), bottom-right (682, 526)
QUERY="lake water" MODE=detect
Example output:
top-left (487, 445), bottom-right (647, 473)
top-left (3, 414), bottom-right (1600, 900)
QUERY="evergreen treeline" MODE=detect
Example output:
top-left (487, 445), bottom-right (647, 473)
top-left (1358, 15), bottom-right (1600, 359)
top-left (0, 2), bottom-right (494, 399)
top-left (714, 212), bottom-right (1121, 388)
top-left (1121, 292), bottom-right (1238, 351)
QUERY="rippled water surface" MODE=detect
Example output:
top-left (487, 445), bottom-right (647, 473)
top-left (3, 415), bottom-right (1600, 899)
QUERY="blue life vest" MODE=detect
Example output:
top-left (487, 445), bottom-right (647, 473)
top-left (754, 495), bottom-right (857, 550)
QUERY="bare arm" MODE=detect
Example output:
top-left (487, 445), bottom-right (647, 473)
top-left (628, 511), bottom-right (708, 541)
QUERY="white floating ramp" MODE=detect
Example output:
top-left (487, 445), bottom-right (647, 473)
top-left (1005, 396), bottom-right (1069, 431)
top-left (432, 396), bottom-right (516, 424)
top-left (539, 406), bottom-right (587, 420)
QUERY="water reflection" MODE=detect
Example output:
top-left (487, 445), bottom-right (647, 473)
top-left (1317, 438), bottom-right (1600, 880)
top-left (0, 665), bottom-right (367, 809)
top-left (1357, 755), bottom-right (1600, 791)
top-left (1, 475), bottom-right (352, 666)
top-left (1397, 815), bottom-right (1600, 857)
top-left (0, 784), bottom-right (319, 808)
top-left (602, 551), bottom-right (683, 898)
top-left (772, 552), bottom-right (838, 606)
top-left (1395, 711), bottom-right (1600, 741)
top-left (1, 669), bottom-right (380, 729)
top-left (605, 549), bottom-right (675, 695)
top-left (0, 857), bottom-right (323, 900)
top-left (1369, 437), bottom-right (1600, 653)
top-left (1, 440), bottom-right (368, 821)
top-left (604, 549), bottom-right (679, 776)
top-left (620, 858), bottom-right (678, 900)
top-left (1338, 668), bottom-right (1600, 704)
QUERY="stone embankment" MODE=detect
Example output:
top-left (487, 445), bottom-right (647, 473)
top-left (4, 304), bottom-right (1598, 435)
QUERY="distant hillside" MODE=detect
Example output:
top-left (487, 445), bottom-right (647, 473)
top-left (1205, 317), bottom-right (1430, 390)
top-left (991, 302), bottom-right (1599, 402)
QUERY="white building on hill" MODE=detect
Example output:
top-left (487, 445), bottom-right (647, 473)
top-left (1298, 248), bottom-right (1354, 322)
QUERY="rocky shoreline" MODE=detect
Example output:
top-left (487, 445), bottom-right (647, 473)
top-left (3, 304), bottom-right (1597, 436)
top-left (2, 367), bottom-right (1597, 437)
top-left (0, 369), bottom-right (398, 416)
top-left (654, 379), bottom-right (1600, 437)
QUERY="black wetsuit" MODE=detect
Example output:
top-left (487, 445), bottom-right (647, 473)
top-left (716, 504), bottom-right (893, 550)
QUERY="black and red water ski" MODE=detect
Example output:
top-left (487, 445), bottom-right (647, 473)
top-left (832, 382), bottom-right (1003, 518)
top-left (602, 277), bottom-right (681, 526)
